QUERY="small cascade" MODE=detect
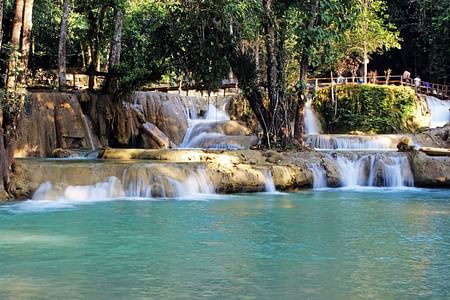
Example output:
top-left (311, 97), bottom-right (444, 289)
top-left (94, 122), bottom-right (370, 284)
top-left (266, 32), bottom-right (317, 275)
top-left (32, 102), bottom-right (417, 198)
top-left (32, 166), bottom-right (215, 201)
top-left (307, 163), bottom-right (327, 189)
top-left (330, 153), bottom-right (414, 187)
top-left (306, 134), bottom-right (403, 150)
top-left (304, 97), bottom-right (322, 134)
top-left (263, 170), bottom-right (276, 192)
top-left (81, 114), bottom-right (97, 150)
top-left (427, 96), bottom-right (450, 128)
top-left (180, 103), bottom-right (243, 149)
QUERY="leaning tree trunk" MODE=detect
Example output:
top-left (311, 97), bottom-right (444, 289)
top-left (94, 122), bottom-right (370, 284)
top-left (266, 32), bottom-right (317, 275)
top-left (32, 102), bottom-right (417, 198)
top-left (6, 0), bottom-right (24, 89)
top-left (20, 0), bottom-right (34, 73)
top-left (58, 0), bottom-right (70, 91)
top-left (106, 9), bottom-right (123, 94)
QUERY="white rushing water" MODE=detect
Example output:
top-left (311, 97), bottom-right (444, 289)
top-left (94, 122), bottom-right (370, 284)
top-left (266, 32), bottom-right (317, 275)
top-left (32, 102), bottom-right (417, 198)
top-left (180, 103), bottom-right (239, 149)
top-left (263, 170), bottom-right (277, 192)
top-left (81, 114), bottom-right (97, 150)
top-left (32, 167), bottom-right (215, 201)
top-left (330, 153), bottom-right (414, 188)
top-left (307, 163), bottom-right (328, 189)
top-left (304, 97), bottom-right (322, 134)
top-left (306, 134), bottom-right (405, 151)
top-left (427, 96), bottom-right (450, 128)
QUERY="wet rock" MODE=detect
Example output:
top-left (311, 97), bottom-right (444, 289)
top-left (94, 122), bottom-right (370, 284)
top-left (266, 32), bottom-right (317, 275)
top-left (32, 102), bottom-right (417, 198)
top-left (141, 122), bottom-right (176, 149)
top-left (410, 151), bottom-right (450, 187)
top-left (222, 121), bottom-right (252, 136)
top-left (271, 165), bottom-right (312, 189)
top-left (52, 148), bottom-right (74, 158)
top-left (131, 92), bottom-right (190, 144)
top-left (397, 136), bottom-right (414, 152)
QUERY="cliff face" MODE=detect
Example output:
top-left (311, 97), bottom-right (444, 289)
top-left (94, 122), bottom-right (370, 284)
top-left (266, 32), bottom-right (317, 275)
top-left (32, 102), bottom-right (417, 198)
top-left (15, 91), bottom-right (207, 157)
top-left (16, 92), bottom-right (102, 157)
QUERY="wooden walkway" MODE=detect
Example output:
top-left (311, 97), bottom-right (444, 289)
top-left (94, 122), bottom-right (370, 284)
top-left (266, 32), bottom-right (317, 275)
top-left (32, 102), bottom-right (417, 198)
top-left (309, 75), bottom-right (449, 100)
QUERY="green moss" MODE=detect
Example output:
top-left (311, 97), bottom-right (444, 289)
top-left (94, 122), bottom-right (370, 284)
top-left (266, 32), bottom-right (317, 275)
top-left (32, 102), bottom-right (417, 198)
top-left (313, 84), bottom-right (419, 134)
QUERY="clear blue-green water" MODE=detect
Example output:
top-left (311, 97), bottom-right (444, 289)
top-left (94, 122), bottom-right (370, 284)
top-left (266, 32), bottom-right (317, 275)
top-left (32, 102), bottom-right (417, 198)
top-left (1, 189), bottom-right (450, 299)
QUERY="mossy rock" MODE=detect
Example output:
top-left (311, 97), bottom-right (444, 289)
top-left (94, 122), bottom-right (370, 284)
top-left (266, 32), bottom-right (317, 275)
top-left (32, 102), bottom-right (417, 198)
top-left (313, 85), bottom-right (429, 134)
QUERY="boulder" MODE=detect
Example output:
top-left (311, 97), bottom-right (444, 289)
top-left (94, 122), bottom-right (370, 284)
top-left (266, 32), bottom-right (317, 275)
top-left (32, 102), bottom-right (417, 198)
top-left (222, 121), bottom-right (252, 136)
top-left (410, 151), bottom-right (450, 187)
top-left (141, 122), bottom-right (176, 149)
top-left (131, 92), bottom-right (190, 144)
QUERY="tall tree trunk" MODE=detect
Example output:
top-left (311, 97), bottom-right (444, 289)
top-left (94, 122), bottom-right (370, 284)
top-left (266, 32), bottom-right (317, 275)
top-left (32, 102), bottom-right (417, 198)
top-left (6, 0), bottom-right (24, 89)
top-left (0, 0), bottom-right (4, 50)
top-left (106, 9), bottom-right (123, 94)
top-left (58, 0), bottom-right (69, 91)
top-left (2, 0), bottom-right (27, 198)
top-left (262, 0), bottom-right (278, 113)
top-left (20, 0), bottom-right (34, 73)
top-left (294, 52), bottom-right (309, 145)
top-left (93, 5), bottom-right (106, 72)
top-left (294, 0), bottom-right (319, 145)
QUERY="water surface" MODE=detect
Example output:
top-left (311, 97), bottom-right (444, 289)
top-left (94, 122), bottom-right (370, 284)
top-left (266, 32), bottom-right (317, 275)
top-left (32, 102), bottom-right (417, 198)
top-left (1, 189), bottom-right (449, 299)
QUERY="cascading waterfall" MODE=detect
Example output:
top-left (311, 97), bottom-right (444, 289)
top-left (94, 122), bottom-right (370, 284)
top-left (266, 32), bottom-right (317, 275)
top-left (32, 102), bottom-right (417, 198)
top-left (263, 170), bottom-right (276, 192)
top-left (307, 163), bottom-right (327, 189)
top-left (32, 166), bottom-right (215, 201)
top-left (180, 103), bottom-right (243, 149)
top-left (331, 153), bottom-right (414, 187)
top-left (81, 114), bottom-right (97, 150)
top-left (304, 97), bottom-right (322, 134)
top-left (427, 96), bottom-right (450, 128)
top-left (306, 134), bottom-right (404, 150)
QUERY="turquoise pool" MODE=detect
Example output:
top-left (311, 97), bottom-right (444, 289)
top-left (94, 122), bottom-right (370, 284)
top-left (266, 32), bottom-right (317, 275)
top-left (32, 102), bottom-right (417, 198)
top-left (1, 189), bottom-right (449, 299)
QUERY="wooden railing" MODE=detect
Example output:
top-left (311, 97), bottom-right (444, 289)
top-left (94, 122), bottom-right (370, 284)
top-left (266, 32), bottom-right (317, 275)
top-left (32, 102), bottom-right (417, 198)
top-left (308, 75), bottom-right (449, 100)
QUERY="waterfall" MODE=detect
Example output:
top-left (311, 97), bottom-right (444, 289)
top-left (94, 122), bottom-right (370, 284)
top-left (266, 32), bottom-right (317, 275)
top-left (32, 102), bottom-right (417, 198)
top-left (263, 170), bottom-right (276, 192)
top-left (304, 97), bottom-right (322, 134)
top-left (82, 114), bottom-right (97, 150)
top-left (307, 163), bottom-right (327, 188)
top-left (32, 167), bottom-right (215, 201)
top-left (427, 96), bottom-right (450, 128)
top-left (180, 104), bottom-right (242, 149)
top-left (306, 134), bottom-right (403, 150)
top-left (331, 153), bottom-right (414, 187)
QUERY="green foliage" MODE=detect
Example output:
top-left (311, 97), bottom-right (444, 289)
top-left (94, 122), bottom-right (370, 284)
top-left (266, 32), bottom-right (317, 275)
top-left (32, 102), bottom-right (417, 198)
top-left (313, 85), bottom-right (419, 133)
top-left (386, 0), bottom-right (450, 83)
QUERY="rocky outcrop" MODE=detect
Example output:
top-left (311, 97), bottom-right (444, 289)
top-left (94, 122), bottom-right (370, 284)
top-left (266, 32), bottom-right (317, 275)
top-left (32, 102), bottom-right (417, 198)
top-left (130, 92), bottom-right (190, 144)
top-left (410, 151), bottom-right (450, 187)
top-left (16, 91), bottom-right (101, 157)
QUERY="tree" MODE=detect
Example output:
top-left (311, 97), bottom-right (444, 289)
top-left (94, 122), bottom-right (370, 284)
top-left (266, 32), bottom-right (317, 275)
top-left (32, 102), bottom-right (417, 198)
top-left (106, 8), bottom-right (123, 94)
top-left (21, 0), bottom-right (34, 71)
top-left (289, 0), bottom-right (359, 144)
top-left (6, 0), bottom-right (24, 89)
top-left (58, 0), bottom-right (70, 90)
top-left (1, 0), bottom-right (35, 197)
top-left (0, 0), bottom-right (4, 49)
top-left (344, 0), bottom-right (400, 83)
